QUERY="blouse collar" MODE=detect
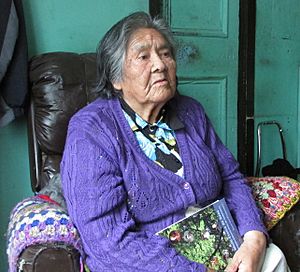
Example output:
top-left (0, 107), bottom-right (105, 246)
top-left (119, 97), bottom-right (184, 131)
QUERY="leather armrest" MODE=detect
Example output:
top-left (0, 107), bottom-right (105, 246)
top-left (18, 243), bottom-right (81, 272)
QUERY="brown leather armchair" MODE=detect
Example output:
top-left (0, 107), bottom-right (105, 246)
top-left (7, 52), bottom-right (99, 272)
top-left (27, 52), bottom-right (101, 271)
top-left (7, 52), bottom-right (300, 271)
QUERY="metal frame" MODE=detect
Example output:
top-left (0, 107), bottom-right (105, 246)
top-left (255, 120), bottom-right (287, 177)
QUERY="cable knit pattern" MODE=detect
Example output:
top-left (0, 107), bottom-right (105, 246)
top-left (61, 95), bottom-right (267, 271)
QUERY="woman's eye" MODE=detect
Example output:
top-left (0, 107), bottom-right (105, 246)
top-left (162, 51), bottom-right (171, 58)
top-left (139, 54), bottom-right (149, 60)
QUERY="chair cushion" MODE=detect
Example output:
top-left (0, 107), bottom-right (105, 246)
top-left (29, 52), bottom-right (98, 155)
top-left (28, 52), bottom-right (99, 190)
top-left (247, 176), bottom-right (300, 230)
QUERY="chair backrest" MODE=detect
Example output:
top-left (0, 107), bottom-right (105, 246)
top-left (28, 52), bottom-right (99, 192)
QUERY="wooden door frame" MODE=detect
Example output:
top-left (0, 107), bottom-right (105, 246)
top-left (237, 0), bottom-right (256, 176)
top-left (149, 1), bottom-right (256, 176)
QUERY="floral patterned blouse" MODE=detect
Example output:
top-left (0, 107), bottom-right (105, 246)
top-left (120, 98), bottom-right (184, 177)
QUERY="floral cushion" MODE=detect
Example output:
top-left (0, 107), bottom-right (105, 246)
top-left (247, 176), bottom-right (300, 230)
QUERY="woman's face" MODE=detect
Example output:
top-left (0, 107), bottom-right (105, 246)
top-left (113, 28), bottom-right (177, 118)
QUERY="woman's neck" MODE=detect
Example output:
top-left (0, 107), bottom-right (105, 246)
top-left (121, 98), bottom-right (164, 124)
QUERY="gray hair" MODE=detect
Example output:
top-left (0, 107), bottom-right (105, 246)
top-left (95, 11), bottom-right (176, 98)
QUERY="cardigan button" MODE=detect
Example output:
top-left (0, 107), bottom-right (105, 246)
top-left (182, 182), bottom-right (190, 190)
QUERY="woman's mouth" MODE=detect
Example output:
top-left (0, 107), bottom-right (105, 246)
top-left (153, 79), bottom-right (167, 85)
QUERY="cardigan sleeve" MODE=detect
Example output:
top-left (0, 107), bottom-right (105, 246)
top-left (192, 101), bottom-right (268, 237)
top-left (61, 113), bottom-right (206, 272)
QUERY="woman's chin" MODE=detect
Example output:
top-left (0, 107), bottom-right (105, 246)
top-left (151, 87), bottom-right (175, 103)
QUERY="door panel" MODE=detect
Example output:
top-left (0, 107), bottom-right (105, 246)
top-left (178, 78), bottom-right (227, 141)
top-left (162, 0), bottom-right (239, 156)
top-left (166, 0), bottom-right (228, 38)
top-left (255, 0), bottom-right (300, 174)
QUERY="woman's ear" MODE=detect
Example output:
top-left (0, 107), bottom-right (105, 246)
top-left (113, 81), bottom-right (122, 91)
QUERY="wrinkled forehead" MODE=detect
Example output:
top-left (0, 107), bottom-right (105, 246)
top-left (127, 28), bottom-right (171, 53)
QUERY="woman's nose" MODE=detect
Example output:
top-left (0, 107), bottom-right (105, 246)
top-left (151, 54), bottom-right (166, 72)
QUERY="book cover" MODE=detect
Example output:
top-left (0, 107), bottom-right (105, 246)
top-left (157, 198), bottom-right (243, 271)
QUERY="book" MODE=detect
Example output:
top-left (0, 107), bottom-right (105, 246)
top-left (156, 198), bottom-right (243, 271)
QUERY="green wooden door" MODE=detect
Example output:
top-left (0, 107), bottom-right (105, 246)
top-left (162, 0), bottom-right (239, 156)
top-left (255, 0), bottom-right (300, 175)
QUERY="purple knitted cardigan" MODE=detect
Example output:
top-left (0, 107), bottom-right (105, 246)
top-left (61, 95), bottom-right (267, 272)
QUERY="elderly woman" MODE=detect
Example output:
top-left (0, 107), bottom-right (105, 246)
top-left (61, 12), bottom-right (288, 272)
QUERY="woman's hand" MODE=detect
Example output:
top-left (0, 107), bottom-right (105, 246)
top-left (225, 230), bottom-right (267, 272)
